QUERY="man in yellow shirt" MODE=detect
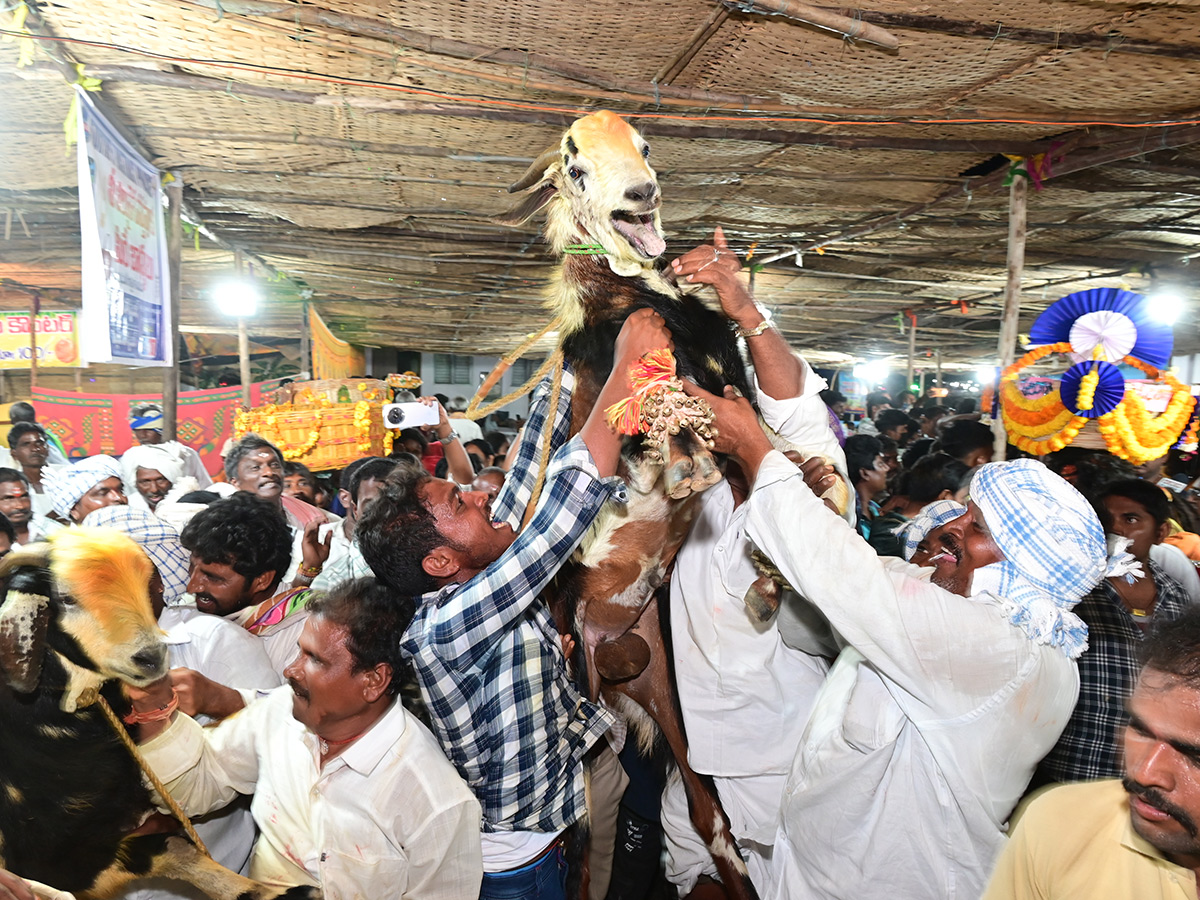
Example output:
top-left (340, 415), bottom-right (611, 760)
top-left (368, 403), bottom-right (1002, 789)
top-left (984, 607), bottom-right (1200, 900)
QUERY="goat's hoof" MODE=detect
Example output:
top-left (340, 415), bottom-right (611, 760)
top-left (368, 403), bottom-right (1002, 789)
top-left (666, 477), bottom-right (694, 500)
top-left (745, 576), bottom-right (781, 622)
top-left (664, 456), bottom-right (694, 498)
top-left (595, 633), bottom-right (651, 683)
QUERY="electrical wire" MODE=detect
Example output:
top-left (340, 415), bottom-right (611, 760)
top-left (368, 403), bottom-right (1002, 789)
top-left (3, 27), bottom-right (1200, 130)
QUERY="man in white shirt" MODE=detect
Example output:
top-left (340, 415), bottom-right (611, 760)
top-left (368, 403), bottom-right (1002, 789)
top-left (689, 382), bottom-right (1112, 900)
top-left (282, 458), bottom-right (395, 590)
top-left (131, 577), bottom-right (483, 899)
top-left (8, 423), bottom-right (55, 520)
top-left (662, 235), bottom-right (852, 896)
top-left (127, 403), bottom-right (212, 488)
top-left (0, 468), bottom-right (57, 545)
top-left (178, 492), bottom-right (307, 674)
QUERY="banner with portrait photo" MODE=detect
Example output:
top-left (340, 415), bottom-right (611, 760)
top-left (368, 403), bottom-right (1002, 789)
top-left (75, 87), bottom-right (171, 367)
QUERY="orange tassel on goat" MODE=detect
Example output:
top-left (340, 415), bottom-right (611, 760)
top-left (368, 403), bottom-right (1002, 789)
top-left (605, 347), bottom-right (679, 435)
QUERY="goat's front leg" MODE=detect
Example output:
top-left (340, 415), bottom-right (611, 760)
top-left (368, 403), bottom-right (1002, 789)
top-left (80, 834), bottom-right (320, 900)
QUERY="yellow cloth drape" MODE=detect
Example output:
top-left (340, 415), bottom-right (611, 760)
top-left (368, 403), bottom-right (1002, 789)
top-left (309, 306), bottom-right (365, 380)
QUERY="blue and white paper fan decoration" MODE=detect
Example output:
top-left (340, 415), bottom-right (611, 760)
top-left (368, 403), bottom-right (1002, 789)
top-left (1028, 288), bottom-right (1173, 369)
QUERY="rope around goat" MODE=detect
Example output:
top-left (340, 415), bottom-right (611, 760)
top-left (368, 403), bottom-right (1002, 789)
top-left (464, 317), bottom-right (563, 422)
top-left (521, 353), bottom-right (565, 530)
top-left (462, 316), bottom-right (566, 531)
top-left (95, 695), bottom-right (211, 857)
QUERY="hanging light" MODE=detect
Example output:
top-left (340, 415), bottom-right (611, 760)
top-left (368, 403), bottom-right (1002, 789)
top-left (1146, 289), bottom-right (1185, 326)
top-left (854, 359), bottom-right (889, 384)
top-left (212, 278), bottom-right (260, 318)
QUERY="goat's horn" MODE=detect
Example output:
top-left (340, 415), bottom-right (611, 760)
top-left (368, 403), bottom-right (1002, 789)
top-left (0, 590), bottom-right (51, 694)
top-left (0, 545), bottom-right (54, 693)
top-left (509, 145), bottom-right (560, 193)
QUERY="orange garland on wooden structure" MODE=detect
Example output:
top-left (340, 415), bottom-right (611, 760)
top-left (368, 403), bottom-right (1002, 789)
top-left (998, 342), bottom-right (1197, 464)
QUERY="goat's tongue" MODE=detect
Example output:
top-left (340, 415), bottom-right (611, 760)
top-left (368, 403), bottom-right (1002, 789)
top-left (613, 217), bottom-right (666, 258)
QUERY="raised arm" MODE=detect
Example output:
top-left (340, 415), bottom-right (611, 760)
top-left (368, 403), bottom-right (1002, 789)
top-left (671, 226), bottom-right (802, 400)
top-left (687, 381), bottom-right (1036, 718)
top-left (426, 312), bottom-right (672, 670)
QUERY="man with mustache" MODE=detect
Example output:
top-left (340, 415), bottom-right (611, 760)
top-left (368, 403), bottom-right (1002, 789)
top-left (122, 442), bottom-right (191, 513)
top-left (131, 577), bottom-right (482, 898)
top-left (984, 606), bottom-right (1200, 899)
top-left (179, 492), bottom-right (306, 674)
top-left (691, 385), bottom-right (1113, 900)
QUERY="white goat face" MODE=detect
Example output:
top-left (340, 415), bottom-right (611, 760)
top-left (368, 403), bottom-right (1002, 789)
top-left (551, 111), bottom-right (664, 267)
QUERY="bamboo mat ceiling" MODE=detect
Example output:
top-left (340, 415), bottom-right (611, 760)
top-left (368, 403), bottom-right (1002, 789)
top-left (2, 0), bottom-right (1200, 365)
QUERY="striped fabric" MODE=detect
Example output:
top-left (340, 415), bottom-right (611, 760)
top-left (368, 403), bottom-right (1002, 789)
top-left (969, 458), bottom-right (1106, 659)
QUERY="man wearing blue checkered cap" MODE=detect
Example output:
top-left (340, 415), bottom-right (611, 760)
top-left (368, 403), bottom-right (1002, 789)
top-left (689, 384), bottom-right (1111, 900)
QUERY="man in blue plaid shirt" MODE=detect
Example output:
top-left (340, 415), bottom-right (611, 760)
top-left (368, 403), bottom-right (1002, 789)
top-left (359, 310), bottom-right (672, 898)
top-left (1037, 478), bottom-right (1191, 785)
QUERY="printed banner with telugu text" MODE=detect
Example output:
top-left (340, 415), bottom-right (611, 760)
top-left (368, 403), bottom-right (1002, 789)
top-left (0, 311), bottom-right (82, 369)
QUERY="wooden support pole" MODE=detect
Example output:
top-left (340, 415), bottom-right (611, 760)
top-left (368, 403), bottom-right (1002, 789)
top-left (936, 348), bottom-right (943, 389)
top-left (994, 172), bottom-right (1028, 461)
top-left (163, 173), bottom-right (183, 440)
top-left (300, 300), bottom-right (310, 378)
top-left (28, 294), bottom-right (38, 390)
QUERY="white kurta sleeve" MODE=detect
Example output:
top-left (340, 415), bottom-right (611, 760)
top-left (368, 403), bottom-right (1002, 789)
top-left (141, 700), bottom-right (266, 818)
top-left (753, 364), bottom-right (854, 526)
top-left (745, 450), bottom-right (1039, 721)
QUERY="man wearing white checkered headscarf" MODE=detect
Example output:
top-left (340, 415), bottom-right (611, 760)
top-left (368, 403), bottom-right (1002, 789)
top-left (691, 388), bottom-right (1115, 900)
top-left (43, 454), bottom-right (126, 523)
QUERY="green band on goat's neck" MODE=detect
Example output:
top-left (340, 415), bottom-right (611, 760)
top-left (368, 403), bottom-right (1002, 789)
top-left (563, 242), bottom-right (607, 255)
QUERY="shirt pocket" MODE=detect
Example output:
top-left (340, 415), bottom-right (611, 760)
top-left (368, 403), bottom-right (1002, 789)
top-left (840, 674), bottom-right (905, 752)
top-left (319, 847), bottom-right (408, 900)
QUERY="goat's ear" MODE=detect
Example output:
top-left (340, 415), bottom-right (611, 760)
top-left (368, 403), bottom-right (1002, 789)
top-left (0, 545), bottom-right (53, 694)
top-left (493, 181), bottom-right (558, 227)
top-left (508, 145), bottom-right (560, 194)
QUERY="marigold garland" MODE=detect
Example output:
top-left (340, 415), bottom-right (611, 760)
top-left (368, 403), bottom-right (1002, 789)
top-left (235, 398), bottom-right (391, 465)
top-left (999, 343), bottom-right (1197, 464)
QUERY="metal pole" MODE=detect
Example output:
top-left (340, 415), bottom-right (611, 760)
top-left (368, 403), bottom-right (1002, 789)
top-left (994, 171), bottom-right (1029, 461)
top-left (163, 173), bottom-right (183, 439)
top-left (235, 250), bottom-right (252, 407)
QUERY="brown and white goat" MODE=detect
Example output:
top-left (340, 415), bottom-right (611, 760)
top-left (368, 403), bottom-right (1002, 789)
top-left (502, 110), bottom-right (759, 900)
top-left (0, 528), bottom-right (318, 900)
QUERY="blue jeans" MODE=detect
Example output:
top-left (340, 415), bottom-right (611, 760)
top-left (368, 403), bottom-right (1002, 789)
top-left (479, 845), bottom-right (567, 900)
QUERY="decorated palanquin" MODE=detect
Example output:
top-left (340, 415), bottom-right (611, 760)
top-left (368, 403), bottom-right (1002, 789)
top-left (988, 288), bottom-right (1198, 463)
top-left (233, 372), bottom-right (421, 471)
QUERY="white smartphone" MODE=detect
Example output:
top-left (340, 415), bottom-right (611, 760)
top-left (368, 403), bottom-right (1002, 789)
top-left (382, 402), bottom-right (441, 429)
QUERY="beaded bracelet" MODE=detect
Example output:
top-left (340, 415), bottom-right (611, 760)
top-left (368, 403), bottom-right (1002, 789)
top-left (297, 562), bottom-right (323, 578)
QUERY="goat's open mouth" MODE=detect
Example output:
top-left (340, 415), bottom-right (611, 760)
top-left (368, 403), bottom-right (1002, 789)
top-left (611, 211), bottom-right (665, 259)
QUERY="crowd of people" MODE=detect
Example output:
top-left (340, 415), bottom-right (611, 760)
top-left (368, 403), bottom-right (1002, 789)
top-left (4, 257), bottom-right (1200, 900)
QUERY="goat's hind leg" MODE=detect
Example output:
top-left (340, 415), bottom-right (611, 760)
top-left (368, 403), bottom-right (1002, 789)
top-left (79, 835), bottom-right (320, 900)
